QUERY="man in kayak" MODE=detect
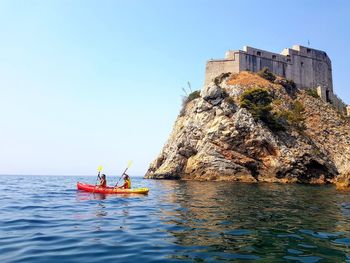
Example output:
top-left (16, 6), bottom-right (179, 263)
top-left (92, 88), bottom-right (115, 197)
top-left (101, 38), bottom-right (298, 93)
top-left (116, 174), bottom-right (131, 189)
top-left (99, 174), bottom-right (107, 187)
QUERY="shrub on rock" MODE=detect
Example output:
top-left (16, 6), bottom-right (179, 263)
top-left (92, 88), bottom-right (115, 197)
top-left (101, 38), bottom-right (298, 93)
top-left (240, 88), bottom-right (284, 131)
top-left (257, 67), bottom-right (276, 82)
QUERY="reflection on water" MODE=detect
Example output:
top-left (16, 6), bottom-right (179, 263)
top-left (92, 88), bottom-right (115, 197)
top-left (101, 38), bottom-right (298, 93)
top-left (162, 182), bottom-right (350, 262)
top-left (146, 180), bottom-right (350, 261)
top-left (76, 192), bottom-right (107, 201)
top-left (95, 203), bottom-right (108, 218)
top-left (0, 176), bottom-right (350, 262)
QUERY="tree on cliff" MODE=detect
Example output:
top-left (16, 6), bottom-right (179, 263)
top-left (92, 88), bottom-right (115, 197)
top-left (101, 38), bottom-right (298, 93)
top-left (240, 88), bottom-right (284, 131)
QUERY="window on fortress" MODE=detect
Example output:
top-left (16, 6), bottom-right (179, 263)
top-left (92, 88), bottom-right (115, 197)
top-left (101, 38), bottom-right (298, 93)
top-left (287, 58), bottom-right (291, 62)
top-left (272, 55), bottom-right (276, 59)
top-left (257, 51), bottom-right (261, 56)
top-left (307, 48), bottom-right (311, 53)
top-left (301, 62), bottom-right (304, 66)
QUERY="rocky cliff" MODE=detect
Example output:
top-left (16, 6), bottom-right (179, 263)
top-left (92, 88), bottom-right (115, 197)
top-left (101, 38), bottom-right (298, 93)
top-left (145, 71), bottom-right (350, 187)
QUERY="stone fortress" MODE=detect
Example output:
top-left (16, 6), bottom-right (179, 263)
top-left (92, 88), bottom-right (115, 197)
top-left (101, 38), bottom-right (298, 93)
top-left (205, 45), bottom-right (350, 116)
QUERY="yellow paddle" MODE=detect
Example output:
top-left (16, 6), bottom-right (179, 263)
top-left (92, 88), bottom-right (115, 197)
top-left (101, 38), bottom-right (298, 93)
top-left (93, 165), bottom-right (104, 194)
top-left (115, 161), bottom-right (132, 187)
top-left (95, 165), bottom-right (103, 185)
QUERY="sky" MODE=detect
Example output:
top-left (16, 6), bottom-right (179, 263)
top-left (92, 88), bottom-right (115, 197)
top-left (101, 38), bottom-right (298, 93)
top-left (0, 0), bottom-right (349, 176)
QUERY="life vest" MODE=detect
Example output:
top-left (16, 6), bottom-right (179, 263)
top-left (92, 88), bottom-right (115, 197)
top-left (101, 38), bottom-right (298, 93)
top-left (124, 179), bottom-right (131, 189)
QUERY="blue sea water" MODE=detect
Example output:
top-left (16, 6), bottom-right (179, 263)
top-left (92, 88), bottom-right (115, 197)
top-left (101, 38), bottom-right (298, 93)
top-left (1, 175), bottom-right (350, 262)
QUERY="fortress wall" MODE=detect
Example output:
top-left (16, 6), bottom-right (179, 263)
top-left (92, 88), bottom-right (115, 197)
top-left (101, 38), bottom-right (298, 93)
top-left (317, 86), bottom-right (328, 102)
top-left (291, 54), bottom-right (313, 89)
top-left (312, 58), bottom-right (333, 91)
top-left (290, 46), bottom-right (333, 91)
top-left (239, 53), bottom-right (292, 81)
top-left (204, 45), bottom-right (346, 114)
top-left (205, 60), bottom-right (240, 86)
top-left (205, 51), bottom-right (240, 85)
top-left (347, 106), bottom-right (350, 116)
top-left (317, 86), bottom-right (347, 114)
top-left (244, 46), bottom-right (289, 62)
top-left (240, 46), bottom-right (333, 90)
top-left (241, 46), bottom-right (291, 78)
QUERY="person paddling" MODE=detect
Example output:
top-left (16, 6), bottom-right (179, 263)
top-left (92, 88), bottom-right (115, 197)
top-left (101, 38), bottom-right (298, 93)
top-left (116, 174), bottom-right (131, 189)
top-left (99, 174), bottom-right (107, 187)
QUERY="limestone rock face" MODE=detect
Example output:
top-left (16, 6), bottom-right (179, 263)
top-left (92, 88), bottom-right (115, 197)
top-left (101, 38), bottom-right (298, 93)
top-left (145, 72), bottom-right (350, 186)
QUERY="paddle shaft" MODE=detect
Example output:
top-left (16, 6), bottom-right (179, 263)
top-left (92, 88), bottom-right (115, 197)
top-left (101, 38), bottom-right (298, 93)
top-left (95, 171), bottom-right (101, 185)
top-left (93, 171), bottom-right (102, 194)
top-left (115, 167), bottom-right (129, 187)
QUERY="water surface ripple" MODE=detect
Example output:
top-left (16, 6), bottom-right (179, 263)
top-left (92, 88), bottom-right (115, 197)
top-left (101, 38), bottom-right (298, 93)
top-left (1, 175), bottom-right (350, 262)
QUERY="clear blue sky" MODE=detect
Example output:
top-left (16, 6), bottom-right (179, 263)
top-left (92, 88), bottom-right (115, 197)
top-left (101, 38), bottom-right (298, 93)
top-left (0, 0), bottom-right (349, 176)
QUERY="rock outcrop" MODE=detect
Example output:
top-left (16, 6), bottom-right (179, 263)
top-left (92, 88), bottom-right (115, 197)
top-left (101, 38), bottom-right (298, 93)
top-left (145, 72), bottom-right (350, 187)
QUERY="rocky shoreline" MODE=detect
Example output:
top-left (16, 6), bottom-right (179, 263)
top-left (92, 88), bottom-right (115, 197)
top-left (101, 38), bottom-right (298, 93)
top-left (145, 71), bottom-right (350, 189)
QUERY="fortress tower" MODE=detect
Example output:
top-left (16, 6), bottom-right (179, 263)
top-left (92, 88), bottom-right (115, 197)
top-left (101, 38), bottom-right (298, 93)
top-left (205, 45), bottom-right (348, 115)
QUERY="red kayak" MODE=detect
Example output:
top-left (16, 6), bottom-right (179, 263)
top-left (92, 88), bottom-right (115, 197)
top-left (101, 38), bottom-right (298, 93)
top-left (77, 182), bottom-right (149, 195)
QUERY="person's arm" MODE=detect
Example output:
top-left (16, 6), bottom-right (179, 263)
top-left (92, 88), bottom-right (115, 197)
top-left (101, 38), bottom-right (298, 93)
top-left (116, 182), bottom-right (124, 189)
top-left (99, 179), bottom-right (106, 187)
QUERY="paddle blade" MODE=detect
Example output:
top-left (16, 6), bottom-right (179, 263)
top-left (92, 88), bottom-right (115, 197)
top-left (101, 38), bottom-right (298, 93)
top-left (127, 160), bottom-right (133, 168)
top-left (97, 165), bottom-right (103, 172)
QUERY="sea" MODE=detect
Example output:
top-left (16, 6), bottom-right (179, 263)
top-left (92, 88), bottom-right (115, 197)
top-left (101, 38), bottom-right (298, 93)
top-left (1, 175), bottom-right (350, 262)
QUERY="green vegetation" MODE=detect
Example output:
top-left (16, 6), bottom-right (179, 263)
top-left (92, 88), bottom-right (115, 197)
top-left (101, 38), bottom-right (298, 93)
top-left (240, 88), bottom-right (272, 118)
top-left (180, 90), bottom-right (201, 116)
top-left (224, 96), bottom-right (235, 105)
top-left (240, 88), bottom-right (307, 132)
top-left (214, 72), bottom-right (231, 85)
top-left (278, 101), bottom-right (306, 131)
top-left (285, 79), bottom-right (296, 89)
top-left (257, 67), bottom-right (276, 82)
top-left (187, 90), bottom-right (201, 102)
top-left (305, 88), bottom-right (319, 98)
top-left (239, 88), bottom-right (284, 131)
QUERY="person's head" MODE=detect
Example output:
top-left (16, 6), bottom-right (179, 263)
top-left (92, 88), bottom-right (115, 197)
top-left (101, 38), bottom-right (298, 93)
top-left (101, 174), bottom-right (106, 179)
top-left (124, 174), bottom-right (129, 181)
